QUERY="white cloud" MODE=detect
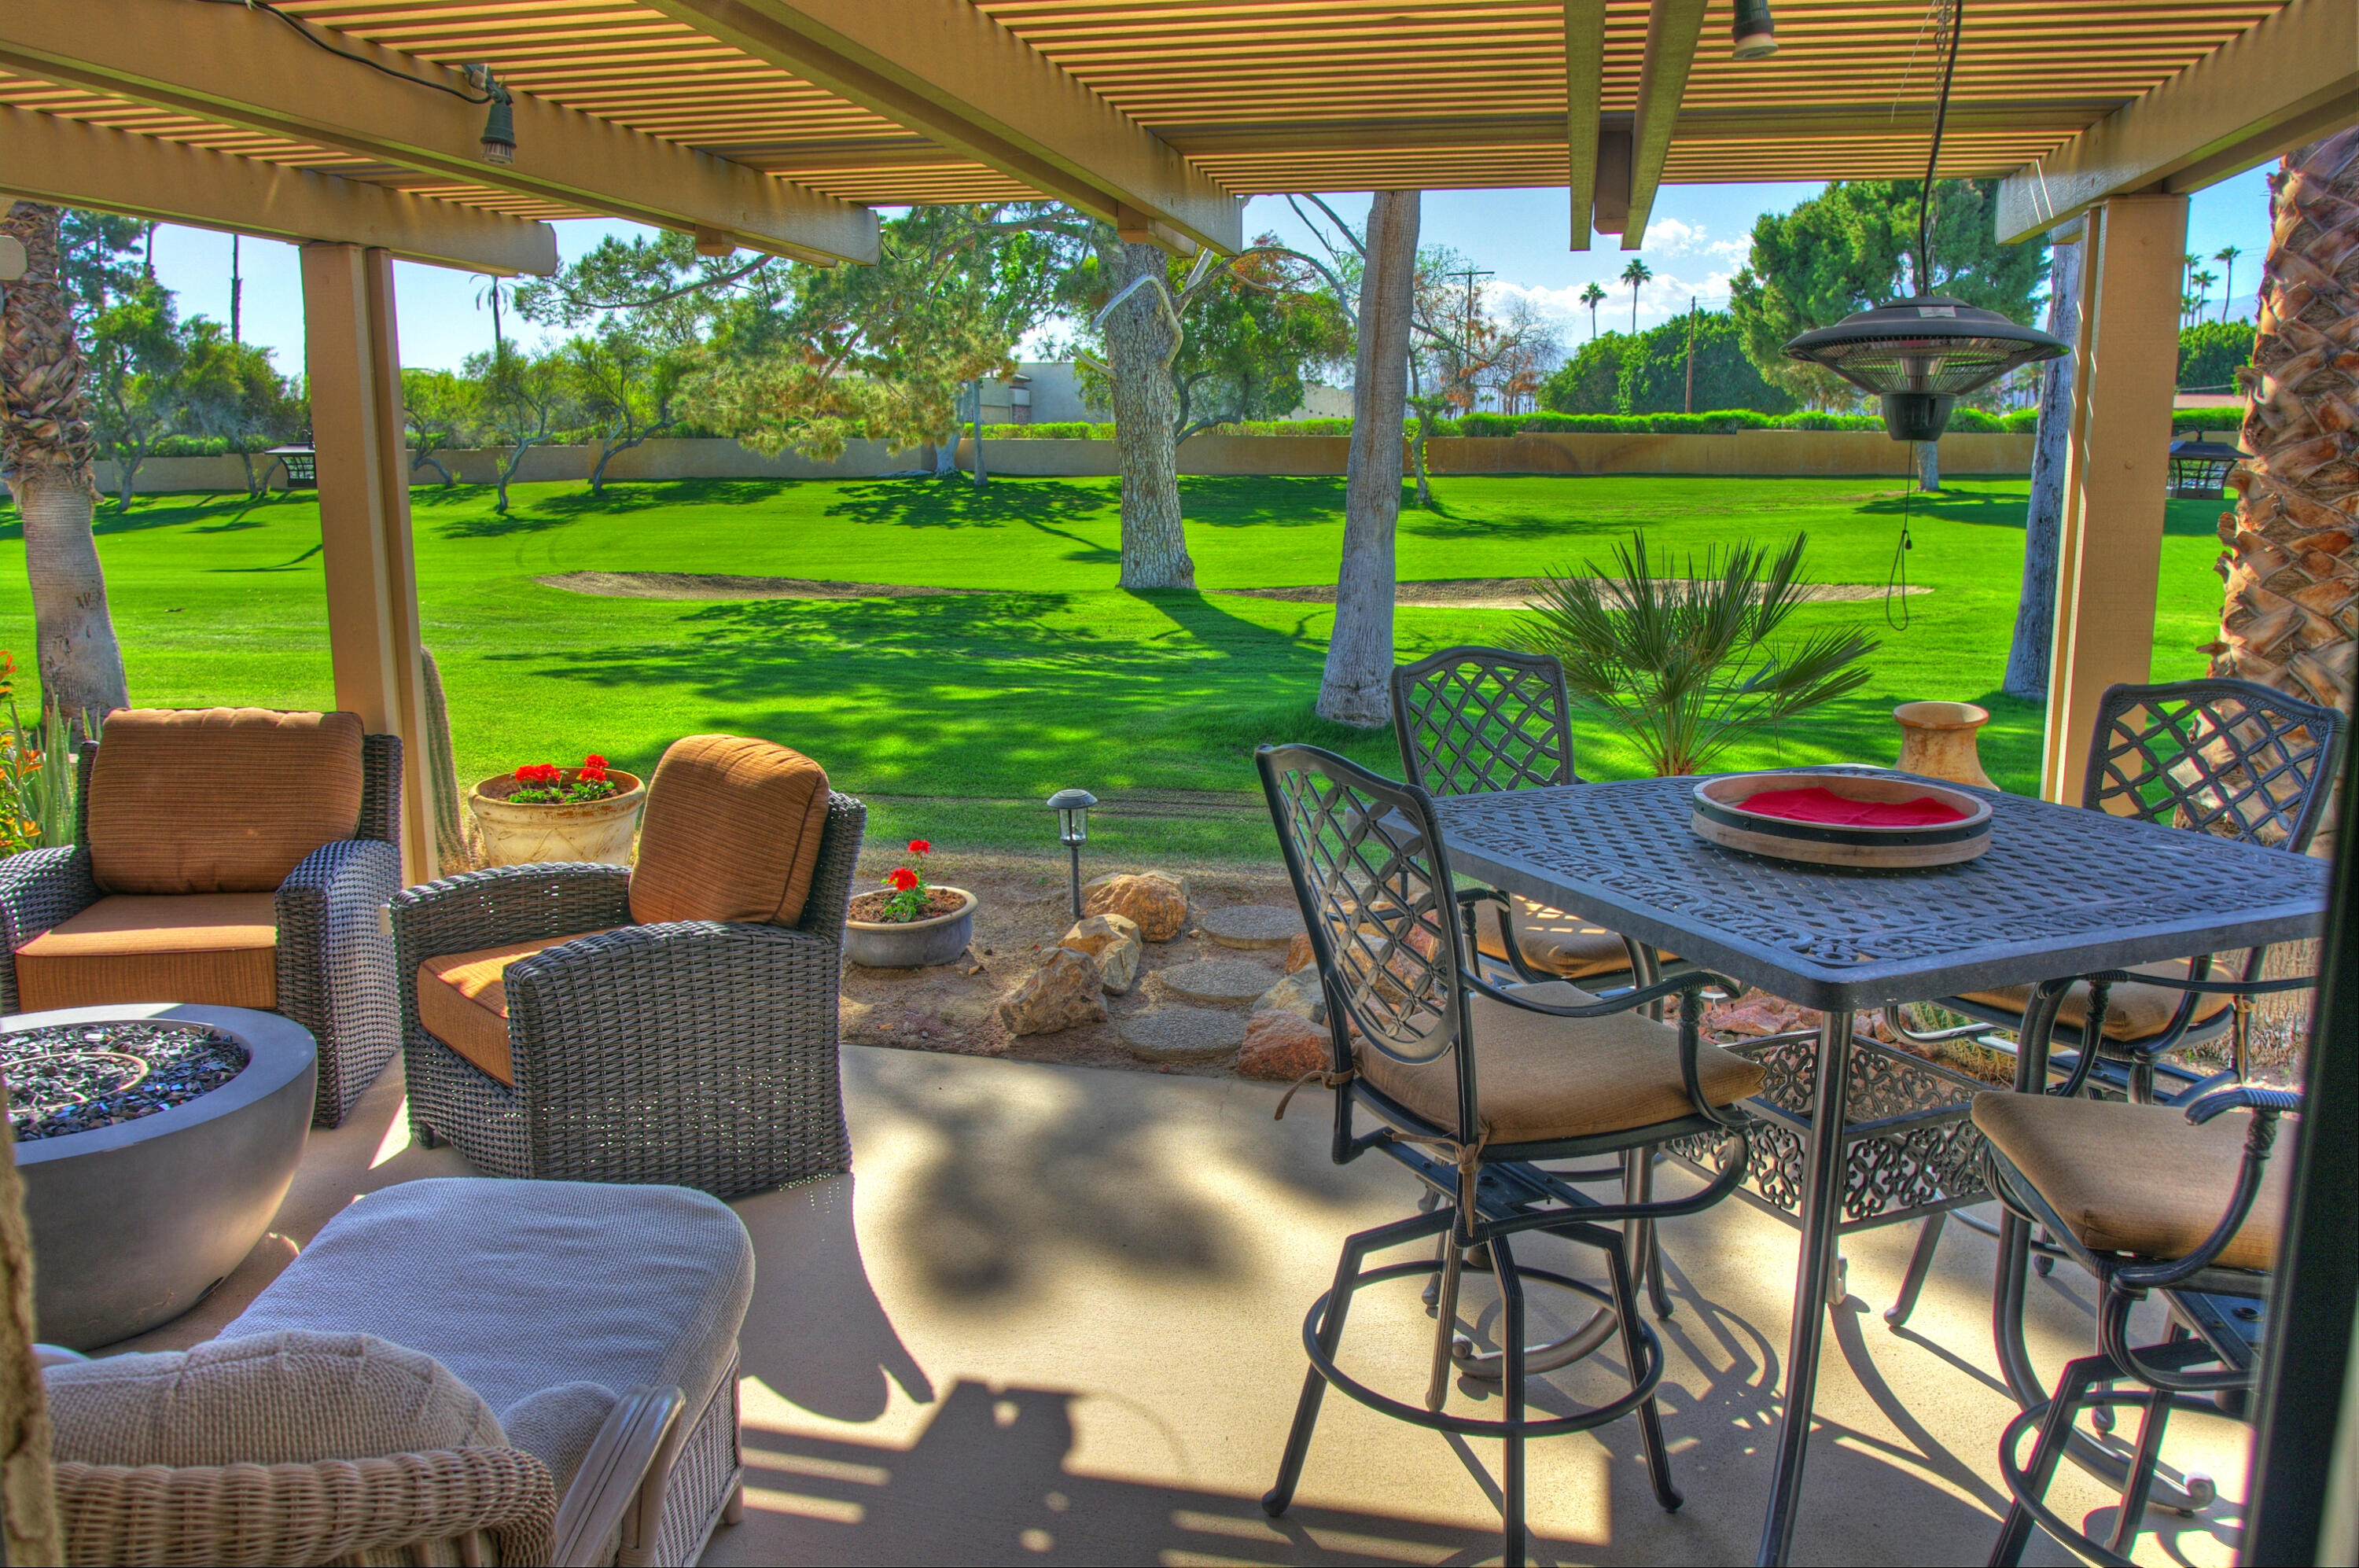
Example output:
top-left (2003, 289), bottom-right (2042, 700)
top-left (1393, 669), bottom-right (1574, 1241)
top-left (1493, 269), bottom-right (1739, 333)
top-left (1630, 218), bottom-right (1747, 264)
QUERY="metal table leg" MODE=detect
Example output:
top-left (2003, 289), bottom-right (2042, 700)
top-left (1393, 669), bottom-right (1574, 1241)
top-left (1754, 1010), bottom-right (1853, 1567)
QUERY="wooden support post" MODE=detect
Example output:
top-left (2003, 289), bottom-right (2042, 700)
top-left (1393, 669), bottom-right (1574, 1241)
top-left (2041, 195), bottom-right (2189, 804)
top-left (300, 243), bottom-right (435, 885)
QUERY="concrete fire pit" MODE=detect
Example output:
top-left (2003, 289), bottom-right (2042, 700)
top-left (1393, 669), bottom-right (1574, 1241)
top-left (6, 1003), bottom-right (315, 1349)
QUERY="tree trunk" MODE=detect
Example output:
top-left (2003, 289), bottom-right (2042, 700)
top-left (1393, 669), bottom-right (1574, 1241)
top-left (1, 203), bottom-right (127, 728)
top-left (1103, 241), bottom-right (1192, 588)
top-left (2214, 128), bottom-right (2359, 716)
top-left (1410, 408), bottom-right (1433, 508)
top-left (2004, 235), bottom-right (2082, 701)
top-left (1318, 190), bottom-right (1419, 729)
top-left (1913, 439), bottom-right (1941, 492)
top-left (971, 387), bottom-right (988, 489)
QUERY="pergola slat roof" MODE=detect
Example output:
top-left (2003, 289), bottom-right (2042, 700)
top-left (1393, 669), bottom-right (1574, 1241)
top-left (0, 0), bottom-right (2313, 264)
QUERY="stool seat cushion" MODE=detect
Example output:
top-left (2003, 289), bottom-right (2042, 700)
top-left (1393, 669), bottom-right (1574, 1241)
top-left (414, 931), bottom-right (613, 1084)
top-left (14, 893), bottom-right (278, 1012)
top-left (45, 1331), bottom-right (501, 1467)
top-left (1959, 960), bottom-right (2236, 1042)
top-left (1356, 981), bottom-right (1765, 1144)
top-left (226, 1179), bottom-right (754, 1430)
top-left (1971, 1091), bottom-right (2289, 1272)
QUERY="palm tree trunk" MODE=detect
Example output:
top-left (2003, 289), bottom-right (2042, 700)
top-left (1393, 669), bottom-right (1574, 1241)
top-left (1103, 241), bottom-right (1192, 588)
top-left (1317, 190), bottom-right (1419, 728)
top-left (2213, 127), bottom-right (2359, 719)
top-left (2004, 234), bottom-right (2081, 701)
top-left (1, 203), bottom-right (128, 728)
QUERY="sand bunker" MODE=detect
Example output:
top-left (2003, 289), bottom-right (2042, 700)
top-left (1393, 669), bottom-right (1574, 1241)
top-left (539, 572), bottom-right (974, 601)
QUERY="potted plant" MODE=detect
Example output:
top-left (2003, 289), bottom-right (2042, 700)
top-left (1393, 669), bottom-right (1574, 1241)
top-left (469, 752), bottom-right (646, 867)
top-left (845, 838), bottom-right (977, 969)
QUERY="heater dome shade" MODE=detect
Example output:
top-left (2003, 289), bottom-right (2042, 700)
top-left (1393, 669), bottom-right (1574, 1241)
top-left (1782, 296), bottom-right (2065, 399)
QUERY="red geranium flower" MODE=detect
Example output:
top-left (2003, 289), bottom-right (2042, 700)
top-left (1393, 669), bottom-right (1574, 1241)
top-left (907, 838), bottom-right (931, 854)
top-left (515, 763), bottom-right (561, 786)
top-left (583, 753), bottom-right (608, 769)
top-left (886, 867), bottom-right (919, 893)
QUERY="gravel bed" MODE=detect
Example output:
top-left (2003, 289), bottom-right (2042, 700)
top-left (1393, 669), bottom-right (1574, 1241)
top-left (2, 1022), bottom-right (250, 1142)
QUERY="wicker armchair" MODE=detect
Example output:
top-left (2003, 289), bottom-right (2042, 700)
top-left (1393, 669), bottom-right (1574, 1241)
top-left (394, 734), bottom-right (863, 1196)
top-left (0, 709), bottom-right (403, 1128)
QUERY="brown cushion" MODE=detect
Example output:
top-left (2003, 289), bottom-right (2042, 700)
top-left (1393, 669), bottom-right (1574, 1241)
top-left (1356, 980), bottom-right (1765, 1144)
top-left (1960, 959), bottom-right (2237, 1043)
top-left (1471, 897), bottom-right (1673, 981)
top-left (627, 734), bottom-right (830, 928)
top-left (415, 931), bottom-right (612, 1086)
top-left (88, 709), bottom-right (366, 895)
top-left (14, 893), bottom-right (278, 1011)
top-left (1971, 1091), bottom-right (2290, 1272)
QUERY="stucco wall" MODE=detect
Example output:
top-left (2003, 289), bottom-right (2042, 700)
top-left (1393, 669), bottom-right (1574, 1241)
top-left (90, 429), bottom-right (2033, 494)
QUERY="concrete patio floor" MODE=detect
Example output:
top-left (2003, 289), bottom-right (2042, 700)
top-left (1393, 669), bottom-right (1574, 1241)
top-left (116, 1045), bottom-right (2254, 1566)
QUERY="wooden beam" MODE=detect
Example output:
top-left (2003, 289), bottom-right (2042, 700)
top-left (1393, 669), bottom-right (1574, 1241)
top-left (0, 0), bottom-right (877, 264)
top-left (301, 244), bottom-right (436, 885)
top-left (0, 107), bottom-right (557, 275)
top-left (1565, 0), bottom-right (1606, 252)
top-left (2041, 195), bottom-right (2188, 804)
top-left (642, 0), bottom-right (1242, 253)
top-left (1997, 0), bottom-right (2359, 241)
top-left (1623, 0), bottom-right (1708, 249)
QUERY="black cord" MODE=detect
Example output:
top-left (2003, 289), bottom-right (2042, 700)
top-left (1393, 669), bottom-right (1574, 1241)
top-left (192, 0), bottom-right (496, 103)
top-left (1886, 483), bottom-right (1914, 629)
top-left (1916, 0), bottom-right (1964, 292)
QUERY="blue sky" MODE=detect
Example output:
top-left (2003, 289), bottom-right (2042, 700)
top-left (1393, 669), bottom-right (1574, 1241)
top-left (142, 167), bottom-right (2277, 377)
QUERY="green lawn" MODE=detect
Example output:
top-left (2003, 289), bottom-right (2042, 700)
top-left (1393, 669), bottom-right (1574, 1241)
top-left (0, 473), bottom-right (2228, 859)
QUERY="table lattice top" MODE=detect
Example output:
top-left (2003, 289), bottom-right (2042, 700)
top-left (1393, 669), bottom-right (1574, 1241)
top-left (1433, 769), bottom-right (2331, 1010)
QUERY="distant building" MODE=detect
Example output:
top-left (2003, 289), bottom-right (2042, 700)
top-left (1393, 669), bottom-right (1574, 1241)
top-left (974, 364), bottom-right (1351, 425)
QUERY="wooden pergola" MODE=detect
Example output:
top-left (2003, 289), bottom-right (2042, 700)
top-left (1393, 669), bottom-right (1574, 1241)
top-left (2, 0), bottom-right (2353, 882)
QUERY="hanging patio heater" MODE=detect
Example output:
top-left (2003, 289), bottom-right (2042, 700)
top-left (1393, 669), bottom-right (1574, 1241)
top-left (1779, 0), bottom-right (2064, 441)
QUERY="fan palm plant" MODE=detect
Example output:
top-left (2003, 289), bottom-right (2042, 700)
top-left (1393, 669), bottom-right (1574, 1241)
top-left (1519, 532), bottom-right (1879, 777)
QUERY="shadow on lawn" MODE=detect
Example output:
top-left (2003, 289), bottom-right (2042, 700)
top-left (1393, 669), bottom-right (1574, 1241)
top-left (824, 477), bottom-right (1110, 531)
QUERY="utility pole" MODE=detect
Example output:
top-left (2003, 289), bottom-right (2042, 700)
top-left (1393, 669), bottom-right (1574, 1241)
top-left (1443, 265), bottom-right (1492, 410)
top-left (1684, 294), bottom-right (1696, 414)
top-left (230, 234), bottom-right (241, 344)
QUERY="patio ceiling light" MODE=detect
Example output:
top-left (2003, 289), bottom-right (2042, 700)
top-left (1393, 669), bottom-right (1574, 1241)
top-left (1779, 0), bottom-right (2063, 440)
top-left (467, 66), bottom-right (517, 165)
top-left (1732, 0), bottom-right (1778, 60)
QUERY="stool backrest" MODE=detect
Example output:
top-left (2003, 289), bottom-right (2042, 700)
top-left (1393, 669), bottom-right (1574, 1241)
top-left (1257, 743), bottom-right (1478, 1139)
top-left (1390, 646), bottom-right (1577, 797)
top-left (2086, 678), bottom-right (2348, 853)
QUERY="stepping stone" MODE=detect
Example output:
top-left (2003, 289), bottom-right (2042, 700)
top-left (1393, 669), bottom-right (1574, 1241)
top-left (1200, 904), bottom-right (1303, 951)
top-left (1155, 957), bottom-right (1277, 1010)
top-left (1120, 1007), bottom-right (1247, 1063)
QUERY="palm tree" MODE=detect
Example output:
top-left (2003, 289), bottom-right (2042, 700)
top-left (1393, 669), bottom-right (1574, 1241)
top-left (1581, 281), bottom-right (1607, 338)
top-left (2191, 269), bottom-right (2218, 323)
top-left (2210, 127), bottom-right (2359, 745)
top-left (0, 203), bottom-right (128, 729)
top-left (1620, 258), bottom-right (1652, 333)
top-left (2214, 245), bottom-right (2242, 322)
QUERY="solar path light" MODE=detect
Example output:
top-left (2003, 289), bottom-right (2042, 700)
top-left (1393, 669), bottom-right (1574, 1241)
top-left (1047, 789), bottom-right (1097, 920)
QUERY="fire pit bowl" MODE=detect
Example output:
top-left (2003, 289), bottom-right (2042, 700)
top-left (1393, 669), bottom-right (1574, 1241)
top-left (6, 1004), bottom-right (315, 1349)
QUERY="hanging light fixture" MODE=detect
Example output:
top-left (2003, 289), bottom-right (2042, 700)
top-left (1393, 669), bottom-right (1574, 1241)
top-left (1731, 0), bottom-right (1779, 60)
top-left (1780, 0), bottom-right (2062, 441)
top-left (466, 65), bottom-right (517, 164)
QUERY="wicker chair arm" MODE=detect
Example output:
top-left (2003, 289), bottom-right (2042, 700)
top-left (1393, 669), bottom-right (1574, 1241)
top-left (0, 845), bottom-right (98, 1009)
top-left (54, 1446), bottom-right (557, 1567)
top-left (551, 1385), bottom-right (686, 1568)
top-left (277, 841), bottom-right (400, 959)
top-left (392, 863), bottom-right (635, 965)
top-left (502, 919), bottom-right (837, 1067)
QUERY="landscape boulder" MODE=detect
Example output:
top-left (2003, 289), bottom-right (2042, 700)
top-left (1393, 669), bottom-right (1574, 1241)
top-left (1284, 933), bottom-right (1314, 974)
top-left (1254, 968), bottom-right (1324, 1024)
top-left (1237, 1010), bottom-right (1330, 1083)
top-left (1082, 872), bottom-right (1190, 943)
top-left (1059, 913), bottom-right (1142, 996)
top-left (995, 948), bottom-right (1106, 1036)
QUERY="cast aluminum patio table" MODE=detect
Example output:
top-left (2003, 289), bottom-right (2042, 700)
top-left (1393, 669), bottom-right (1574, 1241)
top-left (1430, 767), bottom-right (2330, 1567)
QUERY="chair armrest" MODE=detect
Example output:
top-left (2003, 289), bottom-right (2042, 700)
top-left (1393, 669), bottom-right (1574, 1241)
top-left (0, 845), bottom-right (98, 1008)
top-left (392, 863), bottom-right (635, 965)
top-left (277, 840), bottom-right (401, 964)
top-left (2184, 1084), bottom-right (2303, 1124)
top-left (1463, 967), bottom-right (1739, 1021)
top-left (551, 1385), bottom-right (687, 1568)
top-left (54, 1446), bottom-right (557, 1567)
top-left (2114, 1087), bottom-right (2300, 1289)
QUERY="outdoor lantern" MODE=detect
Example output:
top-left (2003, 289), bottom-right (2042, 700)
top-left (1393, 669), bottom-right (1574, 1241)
top-left (1731, 0), bottom-right (1778, 59)
top-left (1783, 298), bottom-right (2066, 440)
top-left (469, 67), bottom-right (517, 164)
top-left (1047, 788), bottom-right (1097, 919)
top-left (2168, 436), bottom-right (2248, 500)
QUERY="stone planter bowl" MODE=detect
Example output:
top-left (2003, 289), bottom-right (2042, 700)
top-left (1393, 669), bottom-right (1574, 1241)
top-left (1892, 701), bottom-right (1997, 790)
top-left (11, 1003), bottom-right (316, 1349)
top-left (845, 887), bottom-right (977, 969)
top-left (471, 768), bottom-right (646, 867)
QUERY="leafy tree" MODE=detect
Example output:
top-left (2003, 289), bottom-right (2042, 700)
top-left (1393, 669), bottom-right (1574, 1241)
top-left (1167, 246), bottom-right (1352, 440)
top-left (1729, 179), bottom-right (2050, 411)
top-left (564, 327), bottom-right (684, 495)
top-left (466, 344), bottom-right (572, 513)
top-left (87, 281), bottom-right (189, 509)
top-left (1620, 258), bottom-right (1652, 333)
top-left (1580, 281), bottom-right (1607, 338)
top-left (2178, 320), bottom-right (2257, 393)
top-left (2213, 245), bottom-right (2243, 322)
top-left (400, 368), bottom-right (476, 485)
top-left (1400, 246), bottom-right (1558, 503)
top-left (178, 323), bottom-right (302, 497)
top-left (1542, 311), bottom-right (1792, 415)
top-left (1540, 332), bottom-right (1631, 414)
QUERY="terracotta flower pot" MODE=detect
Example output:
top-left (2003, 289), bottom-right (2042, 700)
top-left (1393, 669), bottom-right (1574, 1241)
top-left (845, 887), bottom-right (977, 970)
top-left (469, 768), bottom-right (646, 867)
top-left (1892, 701), bottom-right (1996, 790)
